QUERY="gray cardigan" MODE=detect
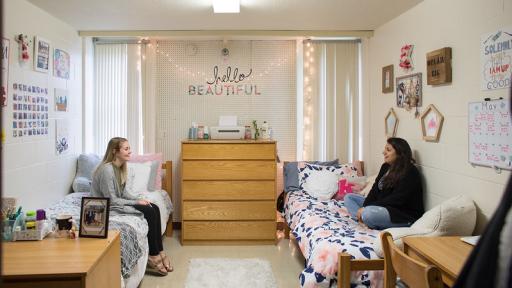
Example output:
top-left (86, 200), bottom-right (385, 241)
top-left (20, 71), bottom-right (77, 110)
top-left (91, 163), bottom-right (142, 216)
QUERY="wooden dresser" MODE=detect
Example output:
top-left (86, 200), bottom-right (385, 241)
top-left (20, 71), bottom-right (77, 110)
top-left (181, 140), bottom-right (277, 245)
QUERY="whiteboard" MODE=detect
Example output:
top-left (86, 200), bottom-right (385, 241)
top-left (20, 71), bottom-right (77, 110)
top-left (468, 99), bottom-right (512, 170)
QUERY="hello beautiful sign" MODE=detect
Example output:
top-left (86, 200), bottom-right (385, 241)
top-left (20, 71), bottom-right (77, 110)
top-left (188, 65), bottom-right (261, 96)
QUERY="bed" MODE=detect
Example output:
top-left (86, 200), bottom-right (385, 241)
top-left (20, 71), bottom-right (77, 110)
top-left (282, 161), bottom-right (385, 288)
top-left (45, 160), bottom-right (174, 288)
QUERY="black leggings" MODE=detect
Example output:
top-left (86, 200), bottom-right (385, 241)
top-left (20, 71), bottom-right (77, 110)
top-left (132, 203), bottom-right (163, 256)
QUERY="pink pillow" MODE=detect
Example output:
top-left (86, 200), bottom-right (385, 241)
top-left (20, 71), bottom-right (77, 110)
top-left (130, 153), bottom-right (163, 190)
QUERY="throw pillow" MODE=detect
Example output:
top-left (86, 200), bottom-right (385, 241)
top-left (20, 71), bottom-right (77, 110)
top-left (302, 169), bottom-right (340, 200)
top-left (125, 162), bottom-right (152, 198)
top-left (372, 195), bottom-right (476, 257)
top-left (298, 163), bottom-right (358, 190)
top-left (283, 159), bottom-right (339, 192)
top-left (72, 154), bottom-right (101, 192)
top-left (130, 153), bottom-right (163, 190)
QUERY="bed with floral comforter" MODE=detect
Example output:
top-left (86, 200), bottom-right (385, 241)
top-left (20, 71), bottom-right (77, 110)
top-left (284, 189), bottom-right (383, 288)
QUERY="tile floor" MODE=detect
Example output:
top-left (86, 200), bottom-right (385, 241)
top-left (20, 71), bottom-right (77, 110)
top-left (139, 230), bottom-right (305, 288)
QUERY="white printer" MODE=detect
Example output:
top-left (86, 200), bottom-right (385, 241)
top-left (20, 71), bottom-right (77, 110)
top-left (210, 126), bottom-right (245, 139)
top-left (210, 115), bottom-right (245, 140)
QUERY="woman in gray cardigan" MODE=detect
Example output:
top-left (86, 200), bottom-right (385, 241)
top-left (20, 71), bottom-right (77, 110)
top-left (91, 137), bottom-right (172, 276)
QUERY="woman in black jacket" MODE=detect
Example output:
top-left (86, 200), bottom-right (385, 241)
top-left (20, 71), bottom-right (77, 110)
top-left (344, 137), bottom-right (424, 229)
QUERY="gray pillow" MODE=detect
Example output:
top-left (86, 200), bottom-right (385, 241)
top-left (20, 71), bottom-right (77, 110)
top-left (283, 159), bottom-right (339, 192)
top-left (72, 154), bottom-right (101, 192)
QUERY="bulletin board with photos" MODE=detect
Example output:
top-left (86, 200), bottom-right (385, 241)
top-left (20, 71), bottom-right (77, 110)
top-left (11, 82), bottom-right (49, 138)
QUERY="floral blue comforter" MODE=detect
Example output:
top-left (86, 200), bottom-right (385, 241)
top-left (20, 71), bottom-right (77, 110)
top-left (284, 190), bottom-right (384, 288)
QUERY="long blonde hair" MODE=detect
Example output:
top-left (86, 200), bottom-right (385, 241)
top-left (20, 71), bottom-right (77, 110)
top-left (96, 137), bottom-right (128, 184)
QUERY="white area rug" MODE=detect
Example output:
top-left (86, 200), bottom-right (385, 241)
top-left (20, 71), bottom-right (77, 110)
top-left (184, 258), bottom-right (278, 288)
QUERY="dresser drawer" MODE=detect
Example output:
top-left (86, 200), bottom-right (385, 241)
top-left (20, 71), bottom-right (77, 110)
top-left (182, 221), bottom-right (276, 240)
top-left (182, 143), bottom-right (275, 160)
top-left (182, 181), bottom-right (275, 200)
top-left (182, 161), bottom-right (275, 180)
top-left (182, 201), bottom-right (276, 220)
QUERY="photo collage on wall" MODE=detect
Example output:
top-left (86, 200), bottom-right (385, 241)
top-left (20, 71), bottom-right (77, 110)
top-left (11, 82), bottom-right (49, 138)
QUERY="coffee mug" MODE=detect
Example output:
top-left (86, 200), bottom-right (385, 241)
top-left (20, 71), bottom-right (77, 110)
top-left (56, 214), bottom-right (72, 230)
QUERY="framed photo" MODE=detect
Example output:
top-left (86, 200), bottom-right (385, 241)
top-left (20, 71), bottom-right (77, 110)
top-left (420, 104), bottom-right (444, 142)
top-left (385, 108), bottom-right (398, 138)
top-left (34, 36), bottom-right (50, 73)
top-left (382, 65), bottom-right (394, 93)
top-left (396, 73), bottom-right (422, 108)
top-left (79, 197), bottom-right (110, 238)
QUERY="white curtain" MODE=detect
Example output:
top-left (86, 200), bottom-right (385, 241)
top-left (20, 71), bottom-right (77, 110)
top-left (93, 43), bottom-right (143, 155)
top-left (303, 40), bottom-right (360, 163)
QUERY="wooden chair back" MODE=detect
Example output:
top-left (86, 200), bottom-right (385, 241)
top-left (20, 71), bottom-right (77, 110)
top-left (380, 232), bottom-right (443, 288)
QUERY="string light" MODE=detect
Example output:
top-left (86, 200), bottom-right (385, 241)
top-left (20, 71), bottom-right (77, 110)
top-left (152, 40), bottom-right (290, 81)
top-left (303, 40), bottom-right (316, 160)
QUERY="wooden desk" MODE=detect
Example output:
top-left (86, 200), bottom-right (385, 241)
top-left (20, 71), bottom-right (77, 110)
top-left (2, 231), bottom-right (121, 288)
top-left (403, 236), bottom-right (473, 287)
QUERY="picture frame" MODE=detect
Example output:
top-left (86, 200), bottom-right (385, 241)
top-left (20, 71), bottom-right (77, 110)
top-left (382, 64), bottom-right (394, 93)
top-left (420, 104), bottom-right (444, 142)
top-left (34, 36), bottom-right (50, 73)
top-left (79, 197), bottom-right (110, 238)
top-left (396, 73), bottom-right (422, 108)
top-left (385, 108), bottom-right (399, 138)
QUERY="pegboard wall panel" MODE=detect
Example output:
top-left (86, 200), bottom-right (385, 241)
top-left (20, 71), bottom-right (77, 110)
top-left (155, 40), bottom-right (296, 220)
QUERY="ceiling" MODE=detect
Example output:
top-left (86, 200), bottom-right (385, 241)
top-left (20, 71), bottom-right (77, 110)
top-left (27, 0), bottom-right (423, 33)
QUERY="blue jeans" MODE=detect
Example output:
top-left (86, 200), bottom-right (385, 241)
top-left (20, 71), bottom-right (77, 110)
top-left (343, 193), bottom-right (409, 230)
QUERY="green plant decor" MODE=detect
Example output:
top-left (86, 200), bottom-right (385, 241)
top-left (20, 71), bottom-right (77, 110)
top-left (252, 120), bottom-right (260, 140)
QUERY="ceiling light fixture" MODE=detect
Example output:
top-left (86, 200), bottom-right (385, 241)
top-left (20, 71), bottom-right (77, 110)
top-left (212, 0), bottom-right (240, 13)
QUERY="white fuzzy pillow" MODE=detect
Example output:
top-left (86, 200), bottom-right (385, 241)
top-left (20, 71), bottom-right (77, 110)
top-left (373, 195), bottom-right (476, 257)
top-left (125, 161), bottom-right (152, 198)
top-left (303, 169), bottom-right (340, 200)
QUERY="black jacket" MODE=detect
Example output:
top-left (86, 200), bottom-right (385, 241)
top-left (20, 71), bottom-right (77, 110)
top-left (363, 163), bottom-right (424, 224)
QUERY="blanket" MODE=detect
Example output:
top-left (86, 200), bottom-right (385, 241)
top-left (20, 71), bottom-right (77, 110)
top-left (284, 190), bottom-right (383, 288)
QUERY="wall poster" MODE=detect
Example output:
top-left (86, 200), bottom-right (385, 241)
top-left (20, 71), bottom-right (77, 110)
top-left (481, 27), bottom-right (512, 91)
top-left (53, 48), bottom-right (70, 79)
top-left (55, 119), bottom-right (70, 155)
top-left (2, 38), bottom-right (10, 107)
top-left (54, 88), bottom-right (68, 112)
top-left (12, 82), bottom-right (49, 138)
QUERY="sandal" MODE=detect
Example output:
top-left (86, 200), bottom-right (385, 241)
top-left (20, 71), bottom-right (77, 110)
top-left (147, 255), bottom-right (168, 276)
top-left (160, 252), bottom-right (174, 272)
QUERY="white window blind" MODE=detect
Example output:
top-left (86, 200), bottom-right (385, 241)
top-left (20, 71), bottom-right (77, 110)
top-left (303, 40), bottom-right (361, 163)
top-left (93, 43), bottom-right (142, 155)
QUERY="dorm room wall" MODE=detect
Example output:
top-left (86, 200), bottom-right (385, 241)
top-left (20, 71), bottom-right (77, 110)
top-left (367, 0), bottom-right (512, 233)
top-left (154, 40), bottom-right (297, 220)
top-left (2, 0), bottom-right (82, 210)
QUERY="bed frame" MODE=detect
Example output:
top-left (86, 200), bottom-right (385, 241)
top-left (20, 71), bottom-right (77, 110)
top-left (282, 160), bottom-right (385, 288)
top-left (161, 161), bottom-right (173, 237)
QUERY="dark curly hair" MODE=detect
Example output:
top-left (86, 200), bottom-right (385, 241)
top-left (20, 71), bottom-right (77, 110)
top-left (382, 137), bottom-right (415, 189)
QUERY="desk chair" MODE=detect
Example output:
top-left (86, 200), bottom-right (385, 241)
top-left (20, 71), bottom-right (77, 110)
top-left (380, 232), bottom-right (443, 288)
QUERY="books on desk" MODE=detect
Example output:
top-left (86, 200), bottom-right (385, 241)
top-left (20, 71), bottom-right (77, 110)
top-left (460, 235), bottom-right (480, 246)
